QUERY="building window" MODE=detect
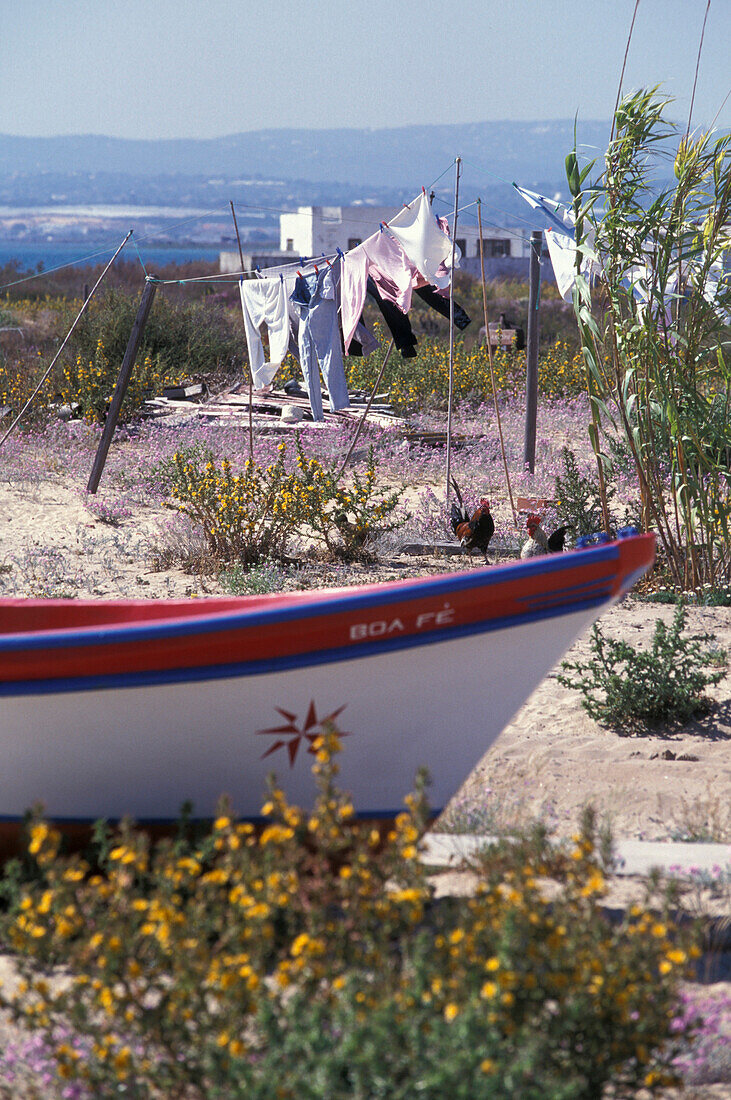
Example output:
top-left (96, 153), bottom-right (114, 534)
top-left (285, 238), bottom-right (294, 251)
top-left (486, 238), bottom-right (511, 258)
top-left (348, 238), bottom-right (362, 249)
top-left (455, 239), bottom-right (466, 256)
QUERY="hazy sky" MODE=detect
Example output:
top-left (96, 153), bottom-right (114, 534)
top-left (2, 0), bottom-right (729, 138)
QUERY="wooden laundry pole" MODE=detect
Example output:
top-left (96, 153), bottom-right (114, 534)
top-left (230, 199), bottom-right (254, 460)
top-left (444, 156), bottom-right (461, 503)
top-left (477, 201), bottom-right (517, 525)
top-left (523, 230), bottom-right (542, 474)
top-left (87, 275), bottom-right (158, 493)
top-left (335, 339), bottom-right (395, 480)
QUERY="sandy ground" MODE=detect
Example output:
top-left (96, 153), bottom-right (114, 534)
top-left (0, 475), bottom-right (729, 1095)
top-left (446, 598), bottom-right (731, 844)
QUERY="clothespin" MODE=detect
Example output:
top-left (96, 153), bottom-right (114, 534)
top-left (421, 185), bottom-right (426, 194)
top-left (314, 264), bottom-right (319, 274)
top-left (296, 270), bottom-right (303, 277)
top-left (336, 247), bottom-right (344, 259)
top-left (255, 265), bottom-right (261, 273)
top-left (279, 273), bottom-right (284, 283)
top-left (379, 222), bottom-right (385, 233)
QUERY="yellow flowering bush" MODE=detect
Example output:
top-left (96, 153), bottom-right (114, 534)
top-left (58, 339), bottom-right (181, 424)
top-left (292, 437), bottom-right (405, 561)
top-left (0, 734), bottom-right (699, 1099)
top-left (170, 439), bottom-right (406, 567)
top-left (345, 331), bottom-right (586, 412)
top-left (170, 443), bottom-right (304, 567)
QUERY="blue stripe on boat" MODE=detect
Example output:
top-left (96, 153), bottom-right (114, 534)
top-left (0, 592), bottom-right (610, 698)
top-left (516, 577), bottom-right (611, 605)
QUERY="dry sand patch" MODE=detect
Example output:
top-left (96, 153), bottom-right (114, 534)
top-left (448, 600), bottom-right (731, 844)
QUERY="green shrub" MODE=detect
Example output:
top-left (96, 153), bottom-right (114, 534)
top-left (554, 445), bottom-right (615, 537)
top-left (68, 287), bottom-right (244, 380)
top-left (641, 584), bottom-right (731, 607)
top-left (558, 602), bottom-right (727, 730)
top-left (0, 733), bottom-right (699, 1099)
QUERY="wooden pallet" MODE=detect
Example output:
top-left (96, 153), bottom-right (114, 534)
top-left (144, 386), bottom-right (402, 431)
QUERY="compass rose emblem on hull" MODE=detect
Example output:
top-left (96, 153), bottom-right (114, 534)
top-left (256, 702), bottom-right (350, 766)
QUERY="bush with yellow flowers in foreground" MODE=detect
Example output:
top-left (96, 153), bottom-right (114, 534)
top-left (0, 731), bottom-right (700, 1099)
top-left (169, 438), bottom-right (405, 566)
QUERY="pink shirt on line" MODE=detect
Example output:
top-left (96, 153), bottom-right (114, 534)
top-left (341, 230), bottom-right (415, 353)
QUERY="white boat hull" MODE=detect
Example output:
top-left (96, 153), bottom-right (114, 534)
top-left (1, 606), bottom-right (596, 821)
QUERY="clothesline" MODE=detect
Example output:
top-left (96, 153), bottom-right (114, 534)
top-left (430, 194), bottom-right (535, 245)
top-left (157, 198), bottom-right (527, 288)
top-left (153, 252), bottom-right (342, 285)
top-left (239, 188), bottom-right (470, 418)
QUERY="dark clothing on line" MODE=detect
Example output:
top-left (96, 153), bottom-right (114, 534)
top-left (366, 276), bottom-right (418, 359)
top-left (414, 285), bottom-right (471, 330)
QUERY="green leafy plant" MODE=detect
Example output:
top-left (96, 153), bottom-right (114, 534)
top-left (558, 602), bottom-right (727, 730)
top-left (293, 438), bottom-right (405, 562)
top-left (554, 445), bottom-right (615, 537)
top-left (640, 582), bottom-right (731, 607)
top-left (0, 733), bottom-right (699, 1099)
top-left (219, 558), bottom-right (292, 595)
top-left (567, 88), bottom-right (731, 590)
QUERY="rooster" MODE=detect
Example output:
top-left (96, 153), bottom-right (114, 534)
top-left (449, 478), bottom-right (495, 563)
top-left (520, 514), bottom-right (573, 558)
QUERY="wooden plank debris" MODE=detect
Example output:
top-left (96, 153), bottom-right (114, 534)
top-left (144, 384), bottom-right (401, 431)
top-left (143, 386), bottom-right (488, 453)
top-left (403, 430), bottom-right (469, 448)
top-left (162, 383), bottom-right (208, 401)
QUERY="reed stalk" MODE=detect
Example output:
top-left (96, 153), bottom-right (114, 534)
top-left (568, 89), bottom-right (731, 589)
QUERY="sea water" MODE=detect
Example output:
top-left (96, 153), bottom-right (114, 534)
top-left (0, 240), bottom-right (222, 274)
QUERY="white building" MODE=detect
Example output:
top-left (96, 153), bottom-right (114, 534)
top-left (220, 203), bottom-right (532, 275)
top-left (278, 204), bottom-right (530, 261)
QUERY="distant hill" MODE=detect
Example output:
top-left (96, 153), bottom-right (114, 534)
top-left (0, 120), bottom-right (612, 191)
